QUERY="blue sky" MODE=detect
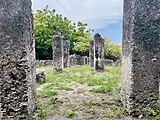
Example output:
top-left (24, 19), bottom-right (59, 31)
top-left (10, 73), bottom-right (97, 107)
top-left (32, 0), bottom-right (123, 44)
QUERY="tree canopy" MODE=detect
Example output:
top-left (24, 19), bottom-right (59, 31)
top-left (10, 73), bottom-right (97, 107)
top-left (34, 6), bottom-right (92, 60)
top-left (34, 6), bottom-right (122, 61)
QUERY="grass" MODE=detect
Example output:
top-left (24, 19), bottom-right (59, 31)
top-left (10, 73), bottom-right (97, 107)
top-left (32, 66), bottom-right (121, 120)
top-left (25, 96), bottom-right (64, 120)
top-left (33, 66), bottom-right (121, 119)
top-left (36, 66), bottom-right (121, 98)
top-left (66, 111), bottom-right (77, 118)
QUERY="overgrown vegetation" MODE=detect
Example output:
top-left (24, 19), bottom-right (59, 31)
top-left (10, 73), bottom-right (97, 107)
top-left (104, 38), bottom-right (122, 61)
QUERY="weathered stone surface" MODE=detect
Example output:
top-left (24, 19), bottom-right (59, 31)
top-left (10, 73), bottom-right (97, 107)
top-left (94, 33), bottom-right (105, 72)
top-left (103, 59), bottom-right (114, 66)
top-left (87, 57), bottom-right (90, 65)
top-left (73, 55), bottom-right (83, 65)
top-left (121, 0), bottom-right (160, 116)
top-left (0, 0), bottom-right (36, 119)
top-left (36, 71), bottom-right (46, 84)
top-left (69, 55), bottom-right (75, 66)
top-left (52, 32), bottom-right (64, 72)
top-left (36, 60), bottom-right (53, 67)
top-left (83, 56), bottom-right (88, 65)
top-left (63, 40), bottom-right (70, 68)
top-left (89, 40), bottom-right (94, 67)
top-left (115, 59), bottom-right (121, 66)
top-left (68, 55), bottom-right (89, 66)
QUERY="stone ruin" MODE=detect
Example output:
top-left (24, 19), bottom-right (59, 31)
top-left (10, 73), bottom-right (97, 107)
top-left (36, 71), bottom-right (46, 84)
top-left (121, 0), bottom-right (160, 117)
top-left (103, 59), bottom-right (114, 66)
top-left (89, 34), bottom-right (105, 71)
top-left (36, 60), bottom-right (53, 67)
top-left (63, 40), bottom-right (70, 68)
top-left (68, 55), bottom-right (75, 66)
top-left (114, 59), bottom-right (121, 66)
top-left (52, 32), bottom-right (64, 72)
top-left (36, 56), bottom-right (99, 67)
top-left (87, 57), bottom-right (90, 65)
top-left (36, 58), bottom-right (119, 68)
top-left (94, 33), bottom-right (105, 72)
top-left (83, 56), bottom-right (89, 65)
top-left (36, 40), bottom-right (70, 69)
top-left (68, 55), bottom-right (89, 66)
top-left (0, 0), bottom-right (36, 119)
top-left (73, 55), bottom-right (83, 65)
top-left (52, 33), bottom-right (70, 71)
top-left (1, 0), bottom-right (158, 119)
top-left (89, 40), bottom-right (94, 67)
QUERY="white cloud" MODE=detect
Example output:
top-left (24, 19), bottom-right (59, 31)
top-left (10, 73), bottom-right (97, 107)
top-left (32, 0), bottom-right (123, 30)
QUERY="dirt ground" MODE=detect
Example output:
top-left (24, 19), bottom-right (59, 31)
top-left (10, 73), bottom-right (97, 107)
top-left (38, 84), bottom-right (142, 120)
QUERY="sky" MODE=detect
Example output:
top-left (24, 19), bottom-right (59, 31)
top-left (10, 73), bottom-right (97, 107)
top-left (32, 0), bottom-right (123, 44)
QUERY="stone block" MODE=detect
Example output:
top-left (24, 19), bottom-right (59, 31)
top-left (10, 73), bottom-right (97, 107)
top-left (36, 71), bottom-right (46, 84)
top-left (0, 0), bottom-right (36, 119)
top-left (121, 0), bottom-right (160, 116)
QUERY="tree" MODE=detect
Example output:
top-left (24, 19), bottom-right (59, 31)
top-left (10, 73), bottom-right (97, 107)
top-left (34, 6), bottom-right (91, 59)
top-left (104, 37), bottom-right (122, 61)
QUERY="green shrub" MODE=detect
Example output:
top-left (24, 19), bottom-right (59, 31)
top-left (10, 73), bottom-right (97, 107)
top-left (105, 39), bottom-right (122, 61)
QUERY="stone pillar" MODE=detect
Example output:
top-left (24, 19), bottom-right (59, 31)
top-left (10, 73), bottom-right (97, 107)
top-left (103, 59), bottom-right (114, 66)
top-left (73, 55), bottom-right (81, 65)
top-left (84, 56), bottom-right (88, 65)
top-left (89, 40), bottom-right (94, 67)
top-left (87, 57), bottom-right (90, 65)
top-left (68, 55), bottom-right (73, 66)
top-left (63, 40), bottom-right (70, 68)
top-left (36, 71), bottom-right (46, 84)
top-left (115, 59), bottom-right (121, 66)
top-left (52, 32), bottom-right (64, 72)
top-left (94, 33), bottom-right (105, 72)
top-left (121, 0), bottom-right (160, 116)
top-left (72, 54), bottom-right (77, 66)
top-left (0, 0), bottom-right (36, 119)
